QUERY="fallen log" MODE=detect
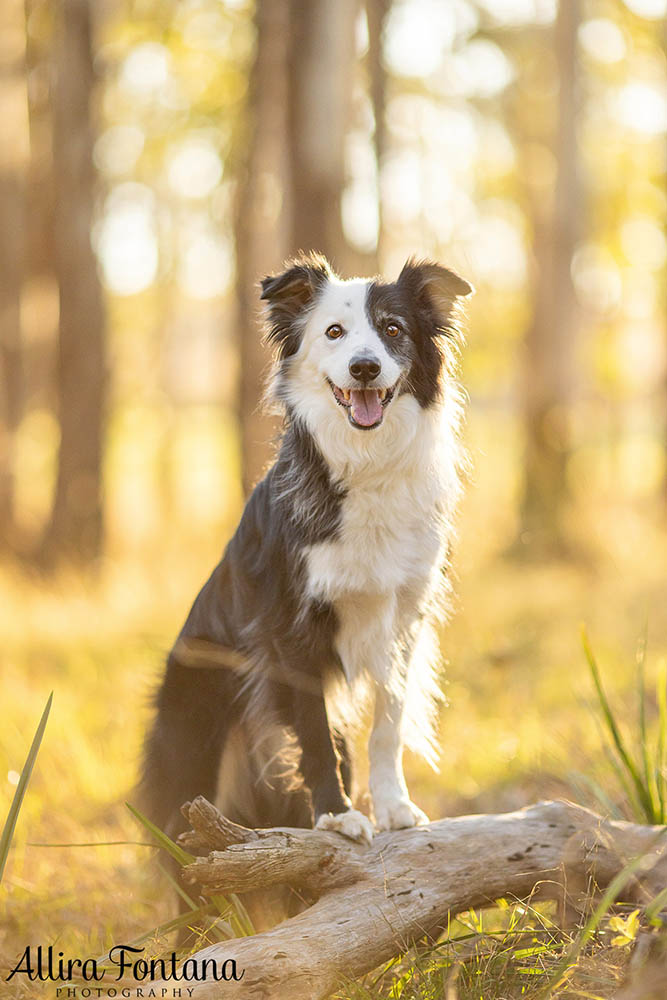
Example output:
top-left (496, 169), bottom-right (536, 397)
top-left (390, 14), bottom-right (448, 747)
top-left (151, 798), bottom-right (667, 1000)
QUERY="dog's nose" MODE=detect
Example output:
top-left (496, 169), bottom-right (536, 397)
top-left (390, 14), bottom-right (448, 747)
top-left (349, 355), bottom-right (381, 382)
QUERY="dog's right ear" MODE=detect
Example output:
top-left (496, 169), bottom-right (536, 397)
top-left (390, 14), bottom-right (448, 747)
top-left (260, 253), bottom-right (333, 358)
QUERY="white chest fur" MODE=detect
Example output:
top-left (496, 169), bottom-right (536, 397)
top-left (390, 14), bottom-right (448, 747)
top-left (304, 396), bottom-right (460, 686)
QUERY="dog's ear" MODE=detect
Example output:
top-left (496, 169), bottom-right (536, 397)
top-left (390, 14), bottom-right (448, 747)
top-left (398, 258), bottom-right (473, 338)
top-left (260, 253), bottom-right (333, 358)
top-left (260, 254), bottom-right (332, 307)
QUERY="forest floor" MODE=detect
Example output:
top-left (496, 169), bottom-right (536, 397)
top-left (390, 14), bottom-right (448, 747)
top-left (2, 421), bottom-right (667, 999)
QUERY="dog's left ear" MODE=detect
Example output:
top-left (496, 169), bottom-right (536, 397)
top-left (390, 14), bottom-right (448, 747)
top-left (398, 258), bottom-right (473, 336)
top-left (260, 253), bottom-right (333, 358)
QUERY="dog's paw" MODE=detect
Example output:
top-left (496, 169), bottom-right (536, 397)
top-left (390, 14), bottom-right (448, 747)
top-left (373, 797), bottom-right (429, 832)
top-left (315, 808), bottom-right (374, 844)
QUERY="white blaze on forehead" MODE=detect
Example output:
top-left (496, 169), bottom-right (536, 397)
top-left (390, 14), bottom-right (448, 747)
top-left (311, 279), bottom-right (371, 337)
top-left (300, 277), bottom-right (403, 390)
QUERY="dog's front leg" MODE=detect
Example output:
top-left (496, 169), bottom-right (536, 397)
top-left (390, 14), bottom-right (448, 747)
top-left (291, 679), bottom-right (373, 844)
top-left (369, 682), bottom-right (429, 831)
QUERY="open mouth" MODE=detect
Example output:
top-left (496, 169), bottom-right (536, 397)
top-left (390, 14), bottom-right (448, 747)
top-left (326, 378), bottom-right (396, 430)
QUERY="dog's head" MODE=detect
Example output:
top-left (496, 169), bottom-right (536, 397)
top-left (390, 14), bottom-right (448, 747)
top-left (261, 253), bottom-right (473, 434)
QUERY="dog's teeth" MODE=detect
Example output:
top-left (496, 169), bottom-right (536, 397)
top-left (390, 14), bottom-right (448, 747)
top-left (379, 389), bottom-right (386, 401)
top-left (342, 388), bottom-right (350, 401)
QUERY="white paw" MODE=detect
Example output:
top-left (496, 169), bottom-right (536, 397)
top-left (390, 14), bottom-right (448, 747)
top-left (316, 808), bottom-right (374, 844)
top-left (373, 797), bottom-right (429, 832)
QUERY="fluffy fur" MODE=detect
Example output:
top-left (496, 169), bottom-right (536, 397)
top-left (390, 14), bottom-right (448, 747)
top-left (141, 253), bottom-right (473, 844)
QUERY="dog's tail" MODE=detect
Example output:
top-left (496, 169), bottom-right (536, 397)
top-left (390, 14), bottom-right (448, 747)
top-left (138, 654), bottom-right (313, 840)
top-left (138, 655), bottom-right (239, 839)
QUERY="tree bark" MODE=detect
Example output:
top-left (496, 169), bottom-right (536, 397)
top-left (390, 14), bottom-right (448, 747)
top-left (365, 0), bottom-right (390, 271)
top-left (663, 16), bottom-right (667, 515)
top-left (0, 0), bottom-right (29, 546)
top-left (147, 797), bottom-right (667, 1000)
top-left (234, 0), bottom-right (363, 495)
top-left (25, 0), bottom-right (56, 284)
top-left (518, 0), bottom-right (582, 555)
top-left (43, 0), bottom-right (106, 564)
top-left (286, 0), bottom-right (359, 270)
top-left (234, 0), bottom-right (292, 496)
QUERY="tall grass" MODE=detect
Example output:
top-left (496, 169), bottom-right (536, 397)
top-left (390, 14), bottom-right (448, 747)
top-left (125, 801), bottom-right (256, 944)
top-left (0, 691), bottom-right (52, 884)
top-left (582, 627), bottom-right (667, 824)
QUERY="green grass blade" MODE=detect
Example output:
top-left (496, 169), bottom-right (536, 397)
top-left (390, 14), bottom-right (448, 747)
top-left (157, 864), bottom-right (234, 943)
top-left (0, 691), bottom-right (53, 884)
top-left (125, 802), bottom-right (194, 867)
top-left (568, 770), bottom-right (622, 819)
top-left (584, 706), bottom-right (644, 818)
top-left (228, 892), bottom-right (256, 936)
top-left (28, 840), bottom-right (155, 848)
top-left (157, 860), bottom-right (200, 912)
top-left (582, 628), bottom-right (654, 822)
top-left (657, 658), bottom-right (667, 823)
top-left (645, 882), bottom-right (667, 923)
top-left (636, 626), bottom-right (658, 820)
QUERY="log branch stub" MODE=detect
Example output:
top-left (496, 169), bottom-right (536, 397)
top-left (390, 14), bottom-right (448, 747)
top-left (152, 800), bottom-right (667, 1000)
top-left (178, 795), bottom-right (260, 851)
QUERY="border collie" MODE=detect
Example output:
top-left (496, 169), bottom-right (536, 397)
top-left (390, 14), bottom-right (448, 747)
top-left (142, 253), bottom-right (472, 844)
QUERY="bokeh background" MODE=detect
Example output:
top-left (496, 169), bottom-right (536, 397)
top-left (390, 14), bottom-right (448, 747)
top-left (1, 0), bottom-right (667, 989)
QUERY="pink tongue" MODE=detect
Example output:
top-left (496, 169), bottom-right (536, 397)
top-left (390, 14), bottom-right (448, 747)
top-left (350, 389), bottom-right (382, 427)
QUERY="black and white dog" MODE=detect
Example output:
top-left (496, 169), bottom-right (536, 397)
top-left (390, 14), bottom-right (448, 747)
top-left (142, 253), bottom-right (472, 844)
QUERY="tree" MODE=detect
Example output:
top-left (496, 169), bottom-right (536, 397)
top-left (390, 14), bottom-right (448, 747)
top-left (0, 0), bottom-right (29, 548)
top-left (663, 15), bottom-right (667, 513)
top-left (517, 0), bottom-right (582, 554)
top-left (43, 0), bottom-right (106, 564)
top-left (365, 0), bottom-right (390, 269)
top-left (234, 0), bottom-right (292, 497)
top-left (286, 0), bottom-right (359, 268)
top-left (234, 0), bottom-right (365, 494)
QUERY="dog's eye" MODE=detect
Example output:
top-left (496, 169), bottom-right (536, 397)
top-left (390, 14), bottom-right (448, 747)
top-left (386, 323), bottom-right (401, 337)
top-left (325, 324), bottom-right (344, 340)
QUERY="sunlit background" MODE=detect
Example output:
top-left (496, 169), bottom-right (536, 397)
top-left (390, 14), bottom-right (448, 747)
top-left (1, 0), bottom-right (667, 990)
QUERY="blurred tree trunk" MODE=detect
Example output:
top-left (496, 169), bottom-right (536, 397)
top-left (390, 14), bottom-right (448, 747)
top-left (235, 0), bottom-right (363, 495)
top-left (234, 0), bottom-right (292, 496)
top-left (286, 0), bottom-right (359, 269)
top-left (43, 0), bottom-right (106, 565)
top-left (663, 18), bottom-right (667, 513)
top-left (366, 0), bottom-right (390, 270)
top-left (25, 0), bottom-right (56, 287)
top-left (518, 0), bottom-right (581, 556)
top-left (0, 0), bottom-right (29, 548)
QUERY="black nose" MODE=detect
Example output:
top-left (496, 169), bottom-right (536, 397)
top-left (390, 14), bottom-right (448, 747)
top-left (349, 356), bottom-right (381, 382)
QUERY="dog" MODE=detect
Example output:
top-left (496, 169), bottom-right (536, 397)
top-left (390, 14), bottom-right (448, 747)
top-left (141, 253), bottom-right (472, 845)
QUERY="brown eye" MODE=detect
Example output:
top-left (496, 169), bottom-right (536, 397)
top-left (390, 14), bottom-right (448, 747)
top-left (325, 324), bottom-right (344, 340)
top-left (386, 323), bottom-right (401, 337)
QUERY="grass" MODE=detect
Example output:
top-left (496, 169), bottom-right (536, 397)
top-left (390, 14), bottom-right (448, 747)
top-left (582, 627), bottom-right (667, 825)
top-left (1, 414), bottom-right (667, 998)
top-left (335, 896), bottom-right (642, 1000)
top-left (0, 692), bottom-right (52, 884)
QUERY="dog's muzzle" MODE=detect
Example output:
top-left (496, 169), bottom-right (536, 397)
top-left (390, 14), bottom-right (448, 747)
top-left (327, 379), bottom-right (396, 429)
